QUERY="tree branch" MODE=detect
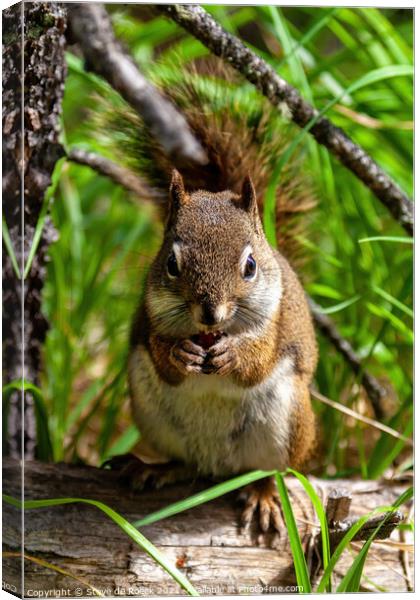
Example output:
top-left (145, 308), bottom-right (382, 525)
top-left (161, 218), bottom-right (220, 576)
top-left (310, 300), bottom-right (388, 420)
top-left (157, 4), bottom-right (413, 235)
top-left (318, 488), bottom-right (404, 554)
top-left (67, 3), bottom-right (207, 168)
top-left (328, 511), bottom-right (404, 551)
top-left (67, 148), bottom-right (159, 200)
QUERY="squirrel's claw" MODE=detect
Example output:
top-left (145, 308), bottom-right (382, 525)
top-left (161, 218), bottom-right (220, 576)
top-left (240, 476), bottom-right (284, 534)
top-left (169, 339), bottom-right (206, 375)
top-left (205, 338), bottom-right (238, 376)
top-left (169, 337), bottom-right (238, 376)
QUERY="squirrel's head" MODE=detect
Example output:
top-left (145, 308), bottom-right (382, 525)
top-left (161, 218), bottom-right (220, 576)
top-left (146, 170), bottom-right (282, 339)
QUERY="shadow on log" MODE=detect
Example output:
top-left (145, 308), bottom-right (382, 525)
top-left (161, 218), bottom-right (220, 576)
top-left (2, 459), bottom-right (413, 596)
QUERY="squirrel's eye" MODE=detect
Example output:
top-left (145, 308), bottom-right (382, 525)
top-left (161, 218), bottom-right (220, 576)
top-left (243, 254), bottom-right (257, 280)
top-left (167, 251), bottom-right (180, 278)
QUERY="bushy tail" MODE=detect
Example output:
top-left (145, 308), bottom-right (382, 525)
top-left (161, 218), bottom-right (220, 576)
top-left (92, 59), bottom-right (316, 265)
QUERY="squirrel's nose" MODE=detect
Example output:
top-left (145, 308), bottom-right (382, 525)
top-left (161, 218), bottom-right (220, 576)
top-left (195, 302), bottom-right (227, 327)
top-left (201, 303), bottom-right (218, 326)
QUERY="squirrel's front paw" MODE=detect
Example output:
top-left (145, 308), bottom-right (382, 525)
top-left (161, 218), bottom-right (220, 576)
top-left (169, 339), bottom-right (206, 375)
top-left (204, 337), bottom-right (238, 376)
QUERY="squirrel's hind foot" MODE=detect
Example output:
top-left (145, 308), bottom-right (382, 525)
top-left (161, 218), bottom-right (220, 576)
top-left (102, 453), bottom-right (194, 491)
top-left (239, 476), bottom-right (284, 534)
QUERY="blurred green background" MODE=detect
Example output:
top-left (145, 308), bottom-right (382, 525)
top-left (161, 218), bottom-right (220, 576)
top-left (40, 5), bottom-right (412, 479)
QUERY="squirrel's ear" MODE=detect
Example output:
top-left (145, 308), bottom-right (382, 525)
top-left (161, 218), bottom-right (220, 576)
top-left (240, 175), bottom-right (258, 215)
top-left (169, 169), bottom-right (189, 209)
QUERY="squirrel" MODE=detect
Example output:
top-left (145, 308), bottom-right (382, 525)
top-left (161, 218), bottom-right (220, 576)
top-left (101, 61), bottom-right (318, 533)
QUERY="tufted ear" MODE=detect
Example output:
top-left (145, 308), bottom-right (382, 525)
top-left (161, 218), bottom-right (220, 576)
top-left (169, 169), bottom-right (189, 210)
top-left (240, 175), bottom-right (258, 215)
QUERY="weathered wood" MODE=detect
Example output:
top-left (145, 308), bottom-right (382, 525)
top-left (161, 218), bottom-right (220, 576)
top-left (325, 487), bottom-right (352, 525)
top-left (2, 459), bottom-right (413, 596)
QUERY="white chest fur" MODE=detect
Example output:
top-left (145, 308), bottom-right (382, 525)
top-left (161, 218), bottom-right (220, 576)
top-left (128, 347), bottom-right (295, 476)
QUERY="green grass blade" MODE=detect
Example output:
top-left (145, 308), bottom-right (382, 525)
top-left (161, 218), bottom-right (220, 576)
top-left (371, 284), bottom-right (413, 319)
top-left (366, 401), bottom-right (412, 478)
top-left (207, 6), bottom-right (256, 35)
top-left (358, 236), bottom-right (413, 244)
top-left (23, 209), bottom-right (48, 279)
top-left (367, 419), bottom-right (413, 479)
top-left (134, 470), bottom-right (276, 527)
top-left (112, 13), bottom-right (179, 48)
top-left (266, 6), bottom-right (313, 101)
top-left (75, 216), bottom-right (149, 322)
top-left (393, 486), bottom-right (414, 508)
top-left (263, 64), bottom-right (412, 246)
top-left (23, 156), bottom-right (66, 280)
top-left (365, 302), bottom-right (413, 342)
top-left (279, 8), bottom-right (339, 68)
top-left (306, 283), bottom-right (343, 300)
top-left (3, 494), bottom-right (199, 596)
top-left (3, 381), bottom-right (53, 461)
top-left (275, 473), bottom-right (311, 592)
top-left (318, 486), bottom-right (412, 592)
top-left (66, 370), bottom-right (126, 456)
top-left (358, 8), bottom-right (412, 65)
top-left (317, 507), bottom-right (391, 591)
top-left (287, 469), bottom-right (331, 590)
top-left (103, 424), bottom-right (141, 460)
top-left (2, 217), bottom-right (21, 279)
top-left (66, 52), bottom-right (112, 94)
top-left (346, 64), bottom-right (412, 94)
top-left (295, 235), bottom-right (344, 268)
top-left (318, 294), bottom-right (361, 315)
top-left (336, 487), bottom-right (413, 592)
top-left (66, 380), bottom-right (103, 430)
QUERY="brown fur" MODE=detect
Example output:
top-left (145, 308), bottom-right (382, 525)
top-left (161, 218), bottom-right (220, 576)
top-left (288, 382), bottom-right (317, 469)
top-left (129, 174), bottom-right (318, 476)
top-left (232, 256), bottom-right (317, 387)
top-left (123, 61), bottom-right (319, 493)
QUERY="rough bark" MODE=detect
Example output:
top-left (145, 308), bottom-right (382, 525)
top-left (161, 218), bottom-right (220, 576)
top-left (2, 2), bottom-right (67, 457)
top-left (67, 3), bottom-right (207, 168)
top-left (2, 2), bottom-right (24, 459)
top-left (157, 4), bottom-right (413, 235)
top-left (2, 459), bottom-right (413, 596)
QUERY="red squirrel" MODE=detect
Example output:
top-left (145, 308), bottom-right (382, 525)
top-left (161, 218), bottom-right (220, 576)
top-left (105, 61), bottom-right (318, 532)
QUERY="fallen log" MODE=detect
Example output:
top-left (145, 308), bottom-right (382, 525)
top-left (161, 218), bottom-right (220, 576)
top-left (2, 458), bottom-right (413, 596)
